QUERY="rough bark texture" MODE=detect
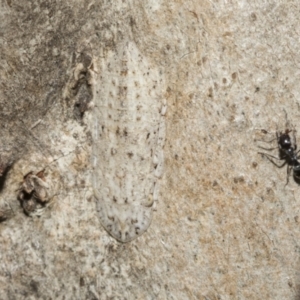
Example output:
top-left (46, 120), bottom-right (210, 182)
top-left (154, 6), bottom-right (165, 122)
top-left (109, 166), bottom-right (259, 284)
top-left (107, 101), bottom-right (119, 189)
top-left (1, 0), bottom-right (300, 299)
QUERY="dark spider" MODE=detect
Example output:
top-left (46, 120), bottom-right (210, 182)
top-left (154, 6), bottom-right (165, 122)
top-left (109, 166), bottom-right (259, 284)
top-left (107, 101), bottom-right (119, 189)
top-left (258, 128), bottom-right (300, 184)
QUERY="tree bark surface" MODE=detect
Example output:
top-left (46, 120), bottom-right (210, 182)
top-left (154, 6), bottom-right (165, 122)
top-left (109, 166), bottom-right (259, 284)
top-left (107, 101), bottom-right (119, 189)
top-left (1, 1), bottom-right (300, 299)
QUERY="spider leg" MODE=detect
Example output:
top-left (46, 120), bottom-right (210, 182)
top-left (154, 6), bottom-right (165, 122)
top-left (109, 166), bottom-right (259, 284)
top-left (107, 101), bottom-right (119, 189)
top-left (295, 149), bottom-right (300, 157)
top-left (256, 137), bottom-right (278, 145)
top-left (293, 129), bottom-right (297, 151)
top-left (258, 152), bottom-right (287, 168)
top-left (257, 145), bottom-right (278, 151)
top-left (283, 109), bottom-right (289, 128)
top-left (285, 165), bottom-right (292, 186)
top-left (283, 109), bottom-right (297, 150)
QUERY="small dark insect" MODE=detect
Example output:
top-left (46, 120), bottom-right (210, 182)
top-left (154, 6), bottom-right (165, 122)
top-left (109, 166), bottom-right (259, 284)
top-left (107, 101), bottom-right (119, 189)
top-left (258, 128), bottom-right (300, 184)
top-left (18, 170), bottom-right (50, 215)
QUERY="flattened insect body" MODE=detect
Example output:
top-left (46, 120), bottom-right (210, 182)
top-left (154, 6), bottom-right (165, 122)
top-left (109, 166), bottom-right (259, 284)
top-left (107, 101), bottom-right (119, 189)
top-left (92, 42), bottom-right (166, 242)
top-left (95, 190), bottom-right (154, 242)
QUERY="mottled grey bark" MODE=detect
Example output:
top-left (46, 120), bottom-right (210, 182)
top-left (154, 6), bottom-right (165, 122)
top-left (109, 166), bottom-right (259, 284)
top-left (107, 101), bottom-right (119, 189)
top-left (1, 0), bottom-right (300, 299)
